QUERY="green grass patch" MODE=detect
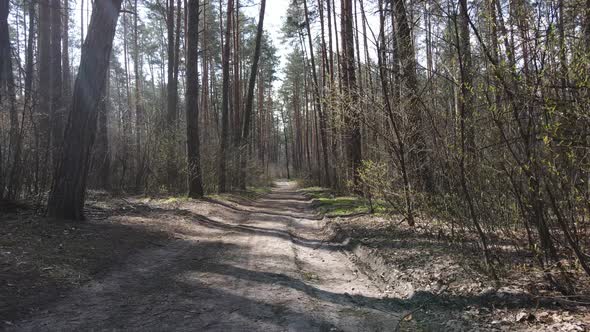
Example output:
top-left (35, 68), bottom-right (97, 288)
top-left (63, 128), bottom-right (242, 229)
top-left (298, 186), bottom-right (333, 199)
top-left (316, 196), bottom-right (370, 216)
top-left (300, 187), bottom-right (388, 216)
top-left (160, 196), bottom-right (191, 204)
top-left (208, 186), bottom-right (271, 201)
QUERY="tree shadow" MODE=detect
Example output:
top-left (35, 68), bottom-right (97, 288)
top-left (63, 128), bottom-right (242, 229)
top-left (0, 214), bottom-right (171, 325)
top-left (206, 194), bottom-right (319, 216)
top-left (178, 259), bottom-right (554, 314)
top-left (140, 207), bottom-right (348, 252)
top-left (4, 212), bottom-right (561, 332)
top-left (8, 239), bottom-right (342, 331)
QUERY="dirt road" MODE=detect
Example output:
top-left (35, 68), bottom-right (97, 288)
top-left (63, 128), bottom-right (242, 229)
top-left (9, 181), bottom-right (411, 331)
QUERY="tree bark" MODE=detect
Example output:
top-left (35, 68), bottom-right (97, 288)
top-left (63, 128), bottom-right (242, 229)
top-left (185, 0), bottom-right (203, 197)
top-left (392, 0), bottom-right (432, 190)
top-left (218, 0), bottom-right (233, 192)
top-left (51, 0), bottom-right (63, 164)
top-left (166, 0), bottom-right (178, 190)
top-left (238, 0), bottom-right (266, 189)
top-left (134, 0), bottom-right (145, 190)
top-left (47, 0), bottom-right (123, 220)
top-left (38, 0), bottom-right (52, 191)
top-left (96, 71), bottom-right (111, 191)
top-left (62, 0), bottom-right (71, 100)
top-left (340, 0), bottom-right (361, 187)
top-left (0, 0), bottom-right (18, 199)
top-left (302, 0), bottom-right (331, 187)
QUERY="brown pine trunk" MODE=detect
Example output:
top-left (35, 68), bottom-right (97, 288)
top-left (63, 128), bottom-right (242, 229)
top-left (38, 0), bottom-right (51, 192)
top-left (62, 0), bottom-right (71, 100)
top-left (186, 0), bottom-right (203, 197)
top-left (201, 1), bottom-right (209, 143)
top-left (50, 0), bottom-right (63, 164)
top-left (166, 0), bottom-right (177, 190)
top-left (7, 0), bottom-right (35, 199)
top-left (456, 0), bottom-right (493, 275)
top-left (392, 0), bottom-right (432, 190)
top-left (377, 0), bottom-right (414, 227)
top-left (302, 0), bottom-right (331, 187)
top-left (340, 0), bottom-right (361, 187)
top-left (47, 0), bottom-right (123, 220)
top-left (134, 0), bottom-right (145, 191)
top-left (96, 73), bottom-right (111, 191)
top-left (218, 0), bottom-right (234, 192)
top-left (238, 0), bottom-right (266, 189)
top-left (0, 0), bottom-right (18, 199)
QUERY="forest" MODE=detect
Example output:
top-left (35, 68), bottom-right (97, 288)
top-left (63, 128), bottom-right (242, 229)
top-left (1, 0), bottom-right (590, 330)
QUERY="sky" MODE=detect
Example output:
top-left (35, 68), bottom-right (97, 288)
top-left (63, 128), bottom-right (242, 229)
top-left (242, 0), bottom-right (382, 88)
top-left (10, 0), bottom-right (385, 90)
top-left (243, 0), bottom-right (291, 86)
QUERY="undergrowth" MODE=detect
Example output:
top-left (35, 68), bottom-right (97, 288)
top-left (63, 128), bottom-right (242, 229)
top-left (299, 187), bottom-right (386, 216)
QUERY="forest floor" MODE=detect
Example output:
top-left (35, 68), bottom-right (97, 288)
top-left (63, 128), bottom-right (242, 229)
top-left (1, 181), bottom-right (589, 331)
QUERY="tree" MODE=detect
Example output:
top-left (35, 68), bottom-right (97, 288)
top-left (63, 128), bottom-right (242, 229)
top-left (38, 0), bottom-right (51, 190)
top-left (301, 0), bottom-right (331, 187)
top-left (62, 0), bottom-right (71, 100)
top-left (218, 0), bottom-right (234, 192)
top-left (50, 0), bottom-right (63, 160)
top-left (0, 0), bottom-right (18, 199)
top-left (340, 0), bottom-right (361, 187)
top-left (166, 0), bottom-right (178, 189)
top-left (392, 0), bottom-right (432, 190)
top-left (47, 0), bottom-right (124, 220)
top-left (238, 0), bottom-right (266, 189)
top-left (185, 0), bottom-right (203, 197)
top-left (134, 0), bottom-right (145, 190)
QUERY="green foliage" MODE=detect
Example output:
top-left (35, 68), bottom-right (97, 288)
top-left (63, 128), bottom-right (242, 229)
top-left (356, 160), bottom-right (408, 216)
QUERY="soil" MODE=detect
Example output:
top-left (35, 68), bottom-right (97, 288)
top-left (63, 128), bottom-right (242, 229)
top-left (1, 181), bottom-right (588, 331)
top-left (324, 214), bottom-right (590, 331)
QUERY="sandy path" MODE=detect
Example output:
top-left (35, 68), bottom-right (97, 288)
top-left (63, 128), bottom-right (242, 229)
top-left (9, 181), bottom-right (403, 331)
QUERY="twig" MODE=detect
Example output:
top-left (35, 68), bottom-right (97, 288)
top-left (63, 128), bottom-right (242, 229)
top-left (394, 304), bottom-right (426, 331)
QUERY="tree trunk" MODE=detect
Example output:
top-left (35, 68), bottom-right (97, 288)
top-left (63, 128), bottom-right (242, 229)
top-left (47, 0), bottom-right (123, 220)
top-left (185, 0), bottom-right (203, 197)
top-left (134, 0), bottom-right (145, 191)
top-left (96, 71), bottom-right (111, 191)
top-left (302, 0), bottom-right (331, 187)
top-left (377, 0), bottom-right (414, 226)
top-left (340, 0), bottom-right (361, 187)
top-left (458, 0), bottom-right (474, 153)
top-left (51, 0), bottom-right (63, 165)
top-left (38, 0), bottom-right (52, 192)
top-left (0, 0), bottom-right (18, 199)
top-left (238, 0), bottom-right (266, 189)
top-left (392, 0), bottom-right (432, 190)
top-left (166, 0), bottom-right (178, 190)
top-left (218, 0), bottom-right (233, 192)
top-left (62, 0), bottom-right (71, 100)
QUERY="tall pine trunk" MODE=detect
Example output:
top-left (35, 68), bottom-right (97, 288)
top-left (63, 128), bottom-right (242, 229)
top-left (302, 0), bottom-right (331, 187)
top-left (340, 0), bottom-right (361, 187)
top-left (47, 0), bottom-right (123, 220)
top-left (185, 0), bottom-right (203, 197)
top-left (50, 0), bottom-right (63, 165)
top-left (238, 0), bottom-right (266, 190)
top-left (166, 0), bottom-right (178, 190)
top-left (218, 0), bottom-right (234, 192)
